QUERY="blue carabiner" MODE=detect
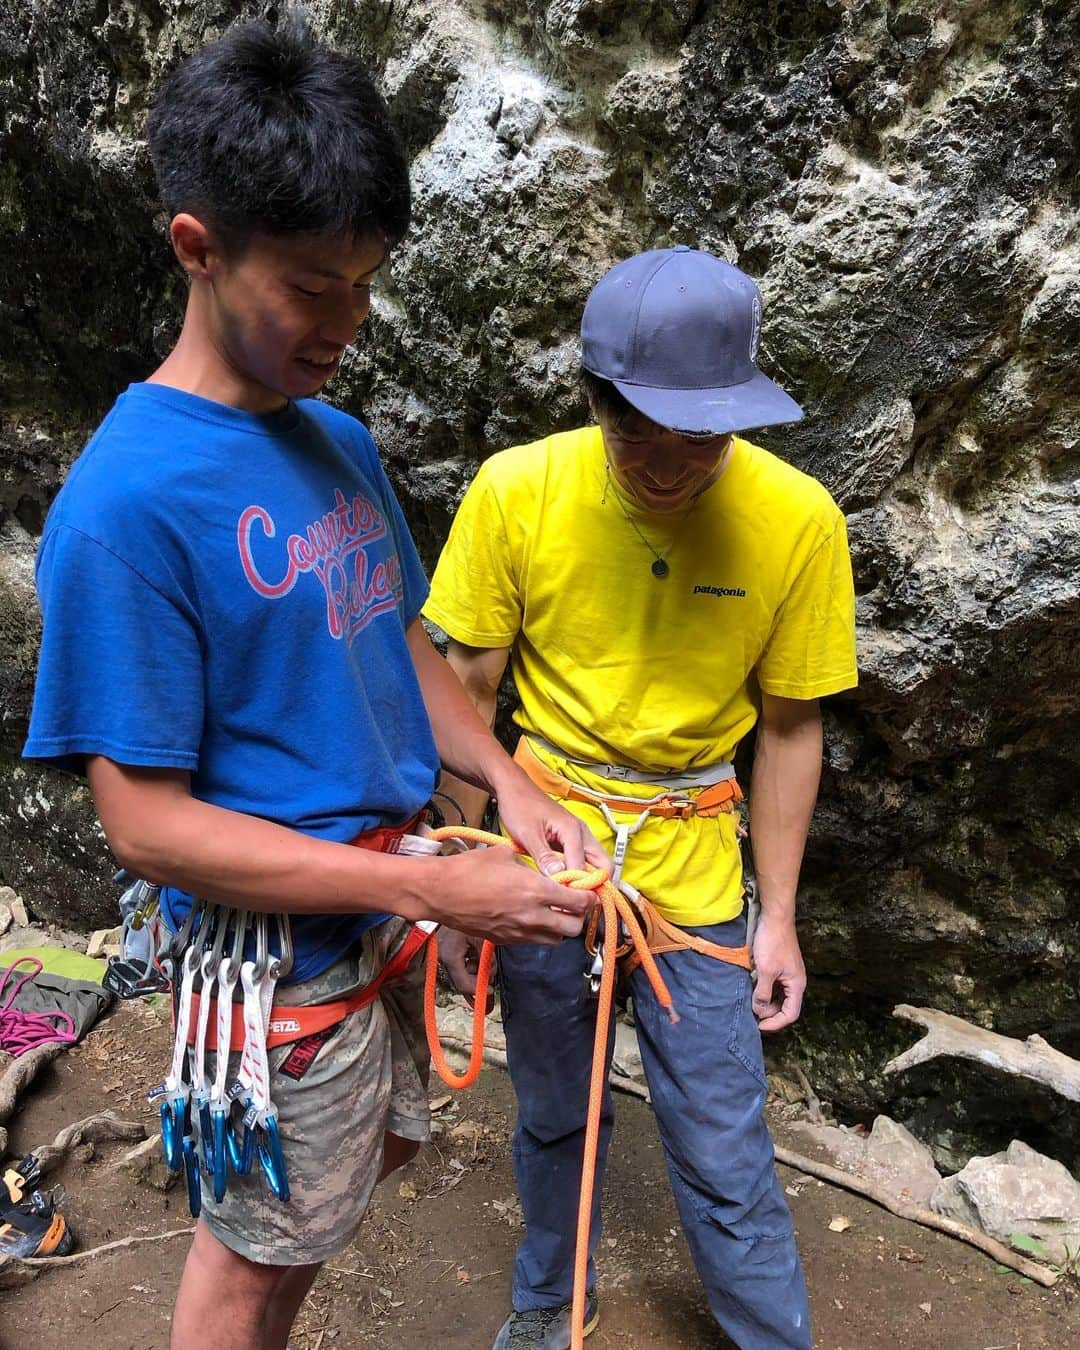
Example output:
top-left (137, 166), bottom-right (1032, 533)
top-left (183, 1135), bottom-right (202, 1218)
top-left (211, 1106), bottom-right (230, 1202)
top-left (159, 1094), bottom-right (187, 1172)
top-left (256, 1115), bottom-right (290, 1203)
top-left (197, 1097), bottom-right (215, 1174)
top-left (226, 1102), bottom-right (255, 1176)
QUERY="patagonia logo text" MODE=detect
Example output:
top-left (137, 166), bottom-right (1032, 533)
top-left (693, 585), bottom-right (747, 598)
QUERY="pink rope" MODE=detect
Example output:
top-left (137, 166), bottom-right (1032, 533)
top-left (0, 957), bottom-right (78, 1057)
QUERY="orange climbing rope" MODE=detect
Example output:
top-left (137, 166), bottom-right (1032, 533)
top-left (422, 825), bottom-right (678, 1350)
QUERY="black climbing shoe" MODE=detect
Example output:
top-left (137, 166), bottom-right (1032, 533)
top-left (492, 1295), bottom-right (599, 1350)
top-left (0, 1155), bottom-right (74, 1258)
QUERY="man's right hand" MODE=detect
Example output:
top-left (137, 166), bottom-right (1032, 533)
top-left (427, 845), bottom-right (593, 946)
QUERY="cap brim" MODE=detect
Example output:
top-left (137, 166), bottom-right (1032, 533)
top-left (611, 371), bottom-right (804, 436)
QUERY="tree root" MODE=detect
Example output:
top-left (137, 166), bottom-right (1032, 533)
top-left (33, 1111), bottom-right (147, 1173)
top-left (0, 1226), bottom-right (195, 1287)
top-left (772, 1143), bottom-right (1059, 1287)
top-left (788, 1061), bottom-right (826, 1125)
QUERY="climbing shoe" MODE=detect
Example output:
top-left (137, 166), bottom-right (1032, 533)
top-left (492, 1296), bottom-right (599, 1350)
top-left (0, 1155), bottom-right (74, 1258)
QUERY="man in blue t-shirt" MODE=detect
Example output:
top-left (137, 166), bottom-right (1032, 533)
top-left (23, 18), bottom-right (603, 1348)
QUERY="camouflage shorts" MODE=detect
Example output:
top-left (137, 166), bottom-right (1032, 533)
top-left (200, 916), bottom-right (430, 1266)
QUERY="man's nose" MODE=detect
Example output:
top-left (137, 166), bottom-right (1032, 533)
top-left (320, 295), bottom-right (369, 346)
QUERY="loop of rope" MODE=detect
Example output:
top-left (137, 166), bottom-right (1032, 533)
top-left (420, 825), bottom-right (678, 1350)
top-left (0, 957), bottom-right (79, 1057)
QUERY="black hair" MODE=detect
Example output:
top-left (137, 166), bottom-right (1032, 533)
top-left (580, 368), bottom-right (639, 429)
top-left (146, 15), bottom-right (410, 252)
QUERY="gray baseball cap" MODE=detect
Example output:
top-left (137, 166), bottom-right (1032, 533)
top-left (581, 245), bottom-right (803, 435)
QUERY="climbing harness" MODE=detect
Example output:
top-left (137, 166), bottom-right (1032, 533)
top-left (514, 733), bottom-right (742, 820)
top-left (148, 821), bottom-right (439, 1216)
top-left (515, 734), bottom-right (753, 986)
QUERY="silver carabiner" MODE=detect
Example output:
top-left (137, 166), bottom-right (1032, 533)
top-left (189, 899), bottom-right (216, 961)
top-left (157, 896), bottom-right (203, 977)
top-left (269, 914), bottom-right (293, 981)
top-left (220, 909), bottom-right (249, 983)
top-left (251, 913), bottom-right (270, 981)
top-left (586, 947), bottom-right (604, 997)
top-left (201, 907), bottom-right (231, 982)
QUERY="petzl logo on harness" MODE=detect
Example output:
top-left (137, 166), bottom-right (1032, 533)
top-left (268, 1017), bottom-right (302, 1036)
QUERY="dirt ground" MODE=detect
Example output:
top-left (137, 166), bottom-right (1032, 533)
top-left (3, 997), bottom-right (1077, 1350)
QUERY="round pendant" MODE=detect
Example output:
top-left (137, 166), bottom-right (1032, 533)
top-left (651, 559), bottom-right (670, 578)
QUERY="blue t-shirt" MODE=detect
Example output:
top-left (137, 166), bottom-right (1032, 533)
top-left (24, 383), bottom-right (440, 982)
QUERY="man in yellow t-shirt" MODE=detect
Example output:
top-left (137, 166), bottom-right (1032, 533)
top-left (425, 247), bottom-right (857, 1350)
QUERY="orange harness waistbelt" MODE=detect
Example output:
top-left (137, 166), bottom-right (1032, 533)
top-left (513, 735), bottom-right (742, 821)
top-left (186, 814), bottom-right (432, 1054)
top-left (585, 896), bottom-right (751, 976)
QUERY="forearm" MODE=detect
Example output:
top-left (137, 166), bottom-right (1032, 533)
top-left (89, 739), bottom-right (596, 946)
top-left (748, 700), bottom-right (823, 923)
top-left (90, 760), bottom-right (434, 921)
top-left (434, 683), bottom-right (498, 830)
top-left (408, 621), bottom-right (516, 799)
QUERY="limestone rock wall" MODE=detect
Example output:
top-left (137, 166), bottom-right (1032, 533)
top-left (1, 0), bottom-right (1076, 1159)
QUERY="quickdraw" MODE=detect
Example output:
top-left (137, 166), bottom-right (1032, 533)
top-left (226, 913), bottom-right (294, 1202)
top-left (150, 905), bottom-right (294, 1215)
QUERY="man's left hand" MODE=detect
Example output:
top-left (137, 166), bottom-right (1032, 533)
top-left (495, 774), bottom-right (609, 879)
top-left (438, 927), bottom-right (495, 1012)
top-left (751, 913), bottom-right (806, 1032)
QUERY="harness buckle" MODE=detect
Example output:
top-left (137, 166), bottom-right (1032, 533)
top-left (602, 763), bottom-right (636, 783)
top-left (664, 797), bottom-right (695, 820)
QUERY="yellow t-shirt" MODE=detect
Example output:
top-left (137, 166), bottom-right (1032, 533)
top-left (424, 426), bottom-right (857, 924)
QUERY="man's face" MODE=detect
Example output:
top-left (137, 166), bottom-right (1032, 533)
top-left (598, 407), bottom-right (732, 513)
top-left (204, 230), bottom-right (386, 407)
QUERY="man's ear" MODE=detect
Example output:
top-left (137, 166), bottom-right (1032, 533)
top-left (169, 213), bottom-right (218, 281)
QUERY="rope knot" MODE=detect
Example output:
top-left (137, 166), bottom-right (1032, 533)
top-left (549, 865), bottom-right (611, 894)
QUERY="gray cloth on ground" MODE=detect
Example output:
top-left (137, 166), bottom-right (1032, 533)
top-left (8, 972), bottom-right (114, 1041)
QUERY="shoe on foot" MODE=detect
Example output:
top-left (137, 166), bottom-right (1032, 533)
top-left (492, 1295), bottom-right (599, 1350)
top-left (0, 1155), bottom-right (74, 1259)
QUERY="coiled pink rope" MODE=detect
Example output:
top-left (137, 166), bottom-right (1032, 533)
top-left (0, 957), bottom-right (78, 1057)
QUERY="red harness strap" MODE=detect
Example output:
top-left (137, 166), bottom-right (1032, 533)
top-left (186, 813), bottom-right (433, 1054)
top-left (189, 922), bottom-right (431, 1052)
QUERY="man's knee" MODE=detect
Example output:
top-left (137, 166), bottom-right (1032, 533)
top-left (173, 1223), bottom-right (295, 1348)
